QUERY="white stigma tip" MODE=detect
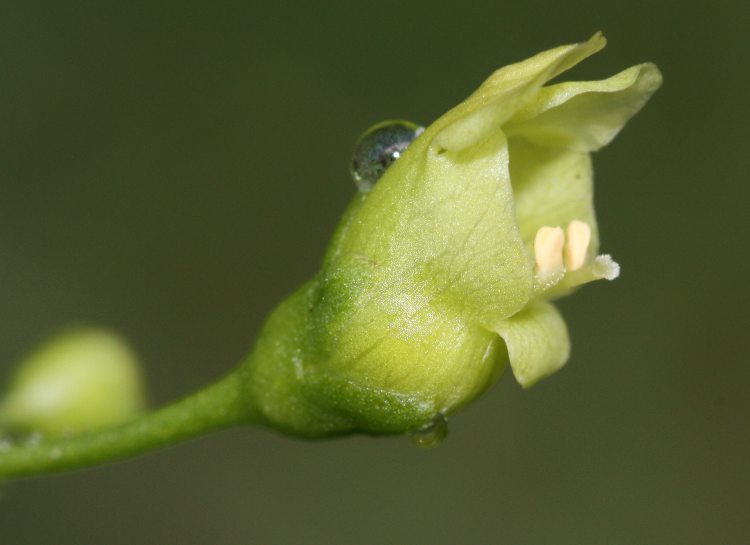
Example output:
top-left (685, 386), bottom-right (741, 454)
top-left (564, 220), bottom-right (591, 272)
top-left (534, 226), bottom-right (565, 276)
top-left (592, 254), bottom-right (620, 280)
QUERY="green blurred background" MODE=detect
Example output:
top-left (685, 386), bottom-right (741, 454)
top-left (1, 1), bottom-right (747, 543)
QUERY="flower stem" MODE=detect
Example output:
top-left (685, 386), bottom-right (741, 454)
top-left (0, 370), bottom-right (255, 479)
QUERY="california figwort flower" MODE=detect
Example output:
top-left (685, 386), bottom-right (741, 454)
top-left (0, 329), bottom-right (145, 438)
top-left (0, 34), bottom-right (660, 477)
top-left (243, 32), bottom-right (661, 437)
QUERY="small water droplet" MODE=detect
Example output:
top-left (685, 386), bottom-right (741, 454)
top-left (408, 413), bottom-right (448, 448)
top-left (351, 120), bottom-right (423, 192)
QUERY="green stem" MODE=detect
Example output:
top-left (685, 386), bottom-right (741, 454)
top-left (0, 371), bottom-right (256, 479)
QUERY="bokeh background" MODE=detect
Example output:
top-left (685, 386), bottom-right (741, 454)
top-left (1, 1), bottom-right (748, 543)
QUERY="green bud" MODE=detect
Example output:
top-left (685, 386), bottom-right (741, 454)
top-left (240, 33), bottom-right (661, 440)
top-left (0, 329), bottom-right (146, 438)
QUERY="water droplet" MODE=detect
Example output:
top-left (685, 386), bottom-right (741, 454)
top-left (408, 413), bottom-right (448, 448)
top-left (351, 120), bottom-right (423, 192)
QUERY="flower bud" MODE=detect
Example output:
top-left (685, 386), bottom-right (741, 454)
top-left (240, 33), bottom-right (661, 441)
top-left (0, 329), bottom-right (146, 438)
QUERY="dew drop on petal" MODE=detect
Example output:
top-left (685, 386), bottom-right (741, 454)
top-left (351, 120), bottom-right (423, 192)
top-left (408, 412), bottom-right (448, 448)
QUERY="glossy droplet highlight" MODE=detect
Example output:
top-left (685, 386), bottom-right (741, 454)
top-left (408, 413), bottom-right (448, 448)
top-left (351, 120), bottom-right (423, 192)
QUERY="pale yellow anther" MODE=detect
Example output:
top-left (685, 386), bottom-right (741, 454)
top-left (564, 220), bottom-right (591, 272)
top-left (534, 226), bottom-right (565, 276)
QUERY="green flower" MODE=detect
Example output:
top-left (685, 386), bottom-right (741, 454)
top-left (0, 35), bottom-right (663, 479)
top-left (0, 329), bottom-right (146, 438)
top-left (241, 33), bottom-right (662, 438)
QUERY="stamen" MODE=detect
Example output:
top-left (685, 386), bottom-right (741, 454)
top-left (564, 220), bottom-right (591, 271)
top-left (534, 226), bottom-right (565, 276)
